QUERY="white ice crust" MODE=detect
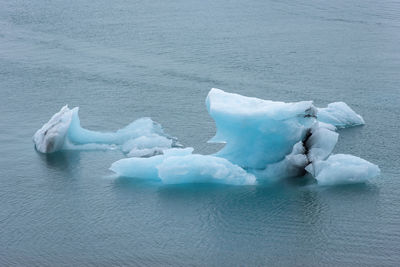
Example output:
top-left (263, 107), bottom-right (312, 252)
top-left (33, 105), bottom-right (178, 155)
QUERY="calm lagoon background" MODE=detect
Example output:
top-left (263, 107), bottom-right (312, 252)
top-left (0, 0), bottom-right (399, 266)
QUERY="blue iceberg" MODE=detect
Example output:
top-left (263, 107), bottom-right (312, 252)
top-left (33, 105), bottom-right (179, 155)
top-left (110, 88), bottom-right (380, 186)
top-left (206, 88), bottom-right (315, 169)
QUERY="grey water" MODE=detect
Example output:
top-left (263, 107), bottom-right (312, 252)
top-left (1, 0), bottom-right (399, 265)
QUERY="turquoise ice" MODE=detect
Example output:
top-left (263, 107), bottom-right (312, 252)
top-left (109, 88), bottom-right (380, 185)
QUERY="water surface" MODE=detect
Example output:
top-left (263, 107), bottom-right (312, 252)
top-left (1, 0), bottom-right (399, 265)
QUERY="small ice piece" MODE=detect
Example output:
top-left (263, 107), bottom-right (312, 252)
top-left (317, 102), bottom-right (365, 128)
top-left (305, 154), bottom-right (380, 185)
top-left (33, 105), bottom-right (75, 153)
top-left (33, 105), bottom-right (178, 155)
top-left (206, 88), bottom-right (316, 169)
top-left (110, 147), bottom-right (256, 185)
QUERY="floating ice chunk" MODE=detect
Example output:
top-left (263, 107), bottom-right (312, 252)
top-left (110, 147), bottom-right (256, 185)
top-left (206, 88), bottom-right (316, 169)
top-left (306, 154), bottom-right (380, 185)
top-left (33, 105), bottom-right (178, 155)
top-left (33, 105), bottom-right (76, 153)
top-left (317, 102), bottom-right (365, 128)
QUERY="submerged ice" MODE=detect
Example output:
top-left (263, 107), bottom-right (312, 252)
top-left (110, 88), bottom-right (379, 185)
top-left (33, 105), bottom-right (179, 155)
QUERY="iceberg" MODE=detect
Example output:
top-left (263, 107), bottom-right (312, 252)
top-left (206, 89), bottom-right (341, 169)
top-left (206, 88), bottom-right (316, 169)
top-left (109, 88), bottom-right (379, 186)
top-left (110, 148), bottom-right (256, 185)
top-left (33, 105), bottom-right (179, 155)
top-left (35, 89), bottom-right (377, 186)
top-left (204, 88), bottom-right (378, 185)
